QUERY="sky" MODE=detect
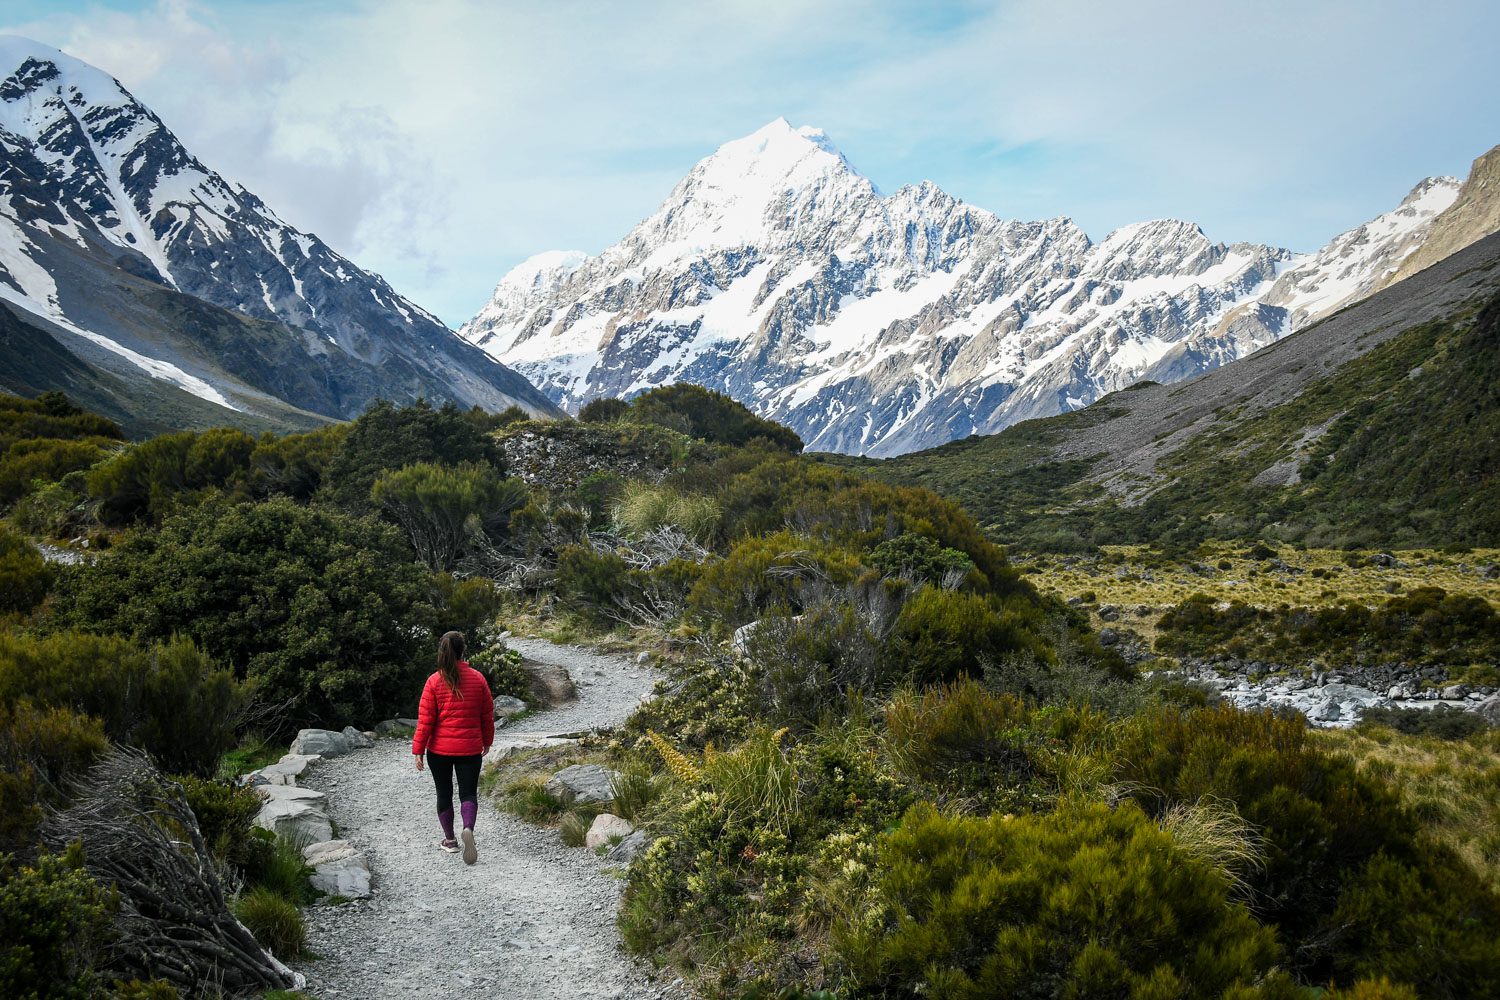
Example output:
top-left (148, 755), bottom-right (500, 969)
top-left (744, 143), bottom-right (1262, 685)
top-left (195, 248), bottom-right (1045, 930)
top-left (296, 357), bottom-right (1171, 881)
top-left (2, 0), bottom-right (1498, 328)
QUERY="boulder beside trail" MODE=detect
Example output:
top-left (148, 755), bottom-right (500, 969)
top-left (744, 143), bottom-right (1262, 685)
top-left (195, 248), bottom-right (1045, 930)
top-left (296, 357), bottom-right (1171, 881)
top-left (493, 695), bottom-right (528, 719)
top-left (291, 729), bottom-right (354, 758)
top-left (341, 726), bottom-right (376, 750)
top-left (254, 785), bottom-right (333, 844)
top-left (374, 718), bottom-right (418, 737)
top-left (608, 830), bottom-right (651, 864)
top-left (585, 813), bottom-right (634, 851)
top-left (524, 660), bottom-right (577, 708)
top-left (256, 753), bottom-right (322, 786)
top-left (304, 840), bottom-right (371, 899)
top-left (1477, 693), bottom-right (1500, 727)
top-left (544, 764), bottom-right (619, 806)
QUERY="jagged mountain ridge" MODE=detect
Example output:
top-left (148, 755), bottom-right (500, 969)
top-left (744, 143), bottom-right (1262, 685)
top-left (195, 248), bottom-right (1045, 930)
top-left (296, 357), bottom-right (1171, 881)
top-left (463, 118), bottom-right (1464, 456)
top-left (0, 36), bottom-right (560, 427)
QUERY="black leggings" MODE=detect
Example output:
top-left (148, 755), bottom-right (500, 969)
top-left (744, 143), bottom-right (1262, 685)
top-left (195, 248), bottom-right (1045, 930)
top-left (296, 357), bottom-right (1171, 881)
top-left (427, 752), bottom-right (482, 814)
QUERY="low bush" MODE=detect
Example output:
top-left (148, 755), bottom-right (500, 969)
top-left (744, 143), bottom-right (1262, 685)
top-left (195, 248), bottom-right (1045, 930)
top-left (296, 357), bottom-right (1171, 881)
top-left (0, 526), bottom-right (54, 616)
top-left (0, 704), bottom-right (108, 857)
top-left (372, 461), bottom-right (527, 571)
top-left (1116, 703), bottom-right (1500, 993)
top-left (1358, 704), bottom-right (1488, 740)
top-left (867, 533), bottom-right (976, 588)
top-left (54, 497), bottom-right (431, 727)
top-left (176, 776), bottom-right (265, 878)
top-left (0, 632), bottom-right (245, 776)
top-left (687, 531), bottom-right (864, 629)
top-left (882, 679), bottom-right (1048, 812)
top-left (470, 641), bottom-right (530, 701)
top-left (884, 587), bottom-right (1045, 687)
top-left (0, 438), bottom-right (111, 507)
top-left (740, 601), bottom-right (892, 730)
top-left (0, 849), bottom-right (117, 1000)
top-left (841, 801), bottom-right (1283, 998)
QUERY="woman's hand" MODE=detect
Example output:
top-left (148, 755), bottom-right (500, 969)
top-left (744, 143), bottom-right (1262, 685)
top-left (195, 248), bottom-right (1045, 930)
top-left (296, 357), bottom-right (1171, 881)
top-left (413, 755), bottom-right (425, 772)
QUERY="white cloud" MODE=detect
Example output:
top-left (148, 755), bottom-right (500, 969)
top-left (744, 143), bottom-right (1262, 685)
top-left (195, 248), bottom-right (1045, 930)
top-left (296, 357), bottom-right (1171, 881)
top-left (3, 0), bottom-right (1498, 324)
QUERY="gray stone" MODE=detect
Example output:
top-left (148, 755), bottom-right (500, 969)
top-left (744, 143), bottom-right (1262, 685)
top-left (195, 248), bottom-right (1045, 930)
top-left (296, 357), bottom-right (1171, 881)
top-left (524, 661), bottom-right (577, 707)
top-left (341, 726), bottom-right (376, 750)
top-left (1097, 628), bottom-right (1120, 647)
top-left (254, 785), bottom-right (333, 844)
top-left (1308, 699), bottom-right (1343, 723)
top-left (1097, 605), bottom-right (1120, 622)
top-left (1476, 693), bottom-right (1500, 727)
top-left (256, 753), bottom-right (321, 786)
top-left (585, 813), bottom-right (634, 851)
top-left (544, 764), bottom-right (620, 806)
top-left (375, 718), bottom-right (418, 736)
top-left (607, 830), bottom-right (650, 864)
top-left (291, 729), bottom-right (353, 758)
top-left (1441, 684), bottom-right (1470, 700)
top-left (310, 852), bottom-right (371, 899)
top-left (304, 839), bottom-right (357, 865)
top-left (493, 695), bottom-right (528, 719)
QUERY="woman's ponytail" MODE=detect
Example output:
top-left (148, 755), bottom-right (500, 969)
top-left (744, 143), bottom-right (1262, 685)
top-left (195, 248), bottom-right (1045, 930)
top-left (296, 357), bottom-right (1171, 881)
top-left (437, 631), bottom-right (466, 697)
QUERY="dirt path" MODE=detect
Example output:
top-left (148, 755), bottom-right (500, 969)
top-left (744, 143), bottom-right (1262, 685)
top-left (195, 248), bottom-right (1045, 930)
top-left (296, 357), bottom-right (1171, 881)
top-left (297, 641), bottom-right (684, 999)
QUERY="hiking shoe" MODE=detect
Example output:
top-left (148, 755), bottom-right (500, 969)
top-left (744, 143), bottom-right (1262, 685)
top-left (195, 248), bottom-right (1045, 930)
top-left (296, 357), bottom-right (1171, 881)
top-left (461, 828), bottom-right (477, 865)
top-left (438, 838), bottom-right (459, 854)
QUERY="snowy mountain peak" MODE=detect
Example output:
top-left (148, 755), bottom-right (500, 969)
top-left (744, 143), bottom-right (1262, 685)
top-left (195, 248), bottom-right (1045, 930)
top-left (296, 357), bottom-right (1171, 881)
top-left (0, 37), bottom-right (558, 422)
top-left (462, 125), bottom-right (1487, 457)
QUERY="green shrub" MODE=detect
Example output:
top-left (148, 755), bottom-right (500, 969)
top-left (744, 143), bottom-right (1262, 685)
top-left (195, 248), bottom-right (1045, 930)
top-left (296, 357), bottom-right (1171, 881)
top-left (0, 526), bottom-right (54, 615)
top-left (87, 427), bottom-right (257, 525)
top-left (1116, 704), bottom-right (1500, 992)
top-left (687, 531), bottom-right (863, 628)
top-left (0, 704), bottom-right (108, 857)
top-left (868, 534), bottom-right (976, 587)
top-left (372, 462), bottom-right (528, 571)
top-left (0, 392), bottom-right (122, 450)
top-left (246, 834), bottom-right (313, 905)
top-left (0, 632), bottom-right (244, 776)
top-left (0, 849), bottom-right (116, 999)
top-left (741, 602), bottom-right (888, 729)
top-left (0, 438), bottom-right (111, 507)
top-left (243, 424), bottom-right (347, 502)
top-left (884, 587), bottom-right (1042, 687)
top-left (627, 384), bottom-right (803, 453)
top-left (842, 801), bottom-right (1282, 999)
top-left (234, 886), bottom-right (306, 959)
top-left (882, 680), bottom-right (1047, 811)
top-left (469, 642), bottom-right (529, 701)
top-left (554, 544), bottom-right (635, 624)
top-left (54, 497), bottom-right (431, 727)
top-left (579, 397), bottom-right (630, 423)
top-left (431, 573), bottom-right (503, 637)
top-left (175, 775), bottom-right (263, 875)
top-left (1358, 704), bottom-right (1488, 740)
top-left (321, 398), bottom-right (504, 513)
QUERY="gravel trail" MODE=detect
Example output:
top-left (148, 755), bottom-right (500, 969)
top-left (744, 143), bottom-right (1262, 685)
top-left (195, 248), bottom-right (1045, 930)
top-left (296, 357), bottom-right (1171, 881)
top-left (297, 640), bottom-right (683, 1000)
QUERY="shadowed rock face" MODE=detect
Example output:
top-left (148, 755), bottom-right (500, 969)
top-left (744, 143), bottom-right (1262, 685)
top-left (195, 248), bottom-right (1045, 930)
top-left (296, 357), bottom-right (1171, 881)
top-left (462, 118), bottom-right (1476, 457)
top-left (0, 37), bottom-right (560, 427)
top-left (1387, 143), bottom-right (1500, 287)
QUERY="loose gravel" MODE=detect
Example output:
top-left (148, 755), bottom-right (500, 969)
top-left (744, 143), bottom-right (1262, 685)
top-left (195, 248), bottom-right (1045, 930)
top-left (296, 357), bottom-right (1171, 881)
top-left (296, 640), bottom-right (689, 1000)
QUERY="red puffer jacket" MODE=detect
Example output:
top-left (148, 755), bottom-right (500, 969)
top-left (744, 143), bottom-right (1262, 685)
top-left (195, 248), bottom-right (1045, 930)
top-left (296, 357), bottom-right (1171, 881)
top-left (411, 663), bottom-right (495, 757)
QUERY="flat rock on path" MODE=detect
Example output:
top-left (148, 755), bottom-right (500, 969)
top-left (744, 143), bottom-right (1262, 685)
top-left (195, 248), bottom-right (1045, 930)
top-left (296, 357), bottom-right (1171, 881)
top-left (297, 640), bottom-right (686, 1000)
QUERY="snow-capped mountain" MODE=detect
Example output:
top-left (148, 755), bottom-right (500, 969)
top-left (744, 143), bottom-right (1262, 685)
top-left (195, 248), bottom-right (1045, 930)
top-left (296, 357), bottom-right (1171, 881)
top-left (462, 118), bottom-right (1460, 456)
top-left (0, 37), bottom-right (559, 426)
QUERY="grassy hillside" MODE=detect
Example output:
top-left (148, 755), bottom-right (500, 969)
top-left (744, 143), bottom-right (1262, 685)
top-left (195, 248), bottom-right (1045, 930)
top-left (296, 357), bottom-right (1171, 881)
top-left (837, 290), bottom-right (1500, 551)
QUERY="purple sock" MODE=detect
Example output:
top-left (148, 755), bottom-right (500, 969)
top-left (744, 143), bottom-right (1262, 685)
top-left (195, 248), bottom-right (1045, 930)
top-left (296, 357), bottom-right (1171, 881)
top-left (438, 808), bottom-right (456, 841)
top-left (460, 799), bottom-right (477, 832)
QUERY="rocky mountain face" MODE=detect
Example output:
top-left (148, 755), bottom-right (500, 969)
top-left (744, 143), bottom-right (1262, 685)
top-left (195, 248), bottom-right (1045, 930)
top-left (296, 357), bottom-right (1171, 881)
top-left (1386, 143), bottom-right (1500, 286)
top-left (0, 37), bottom-right (559, 429)
top-left (463, 118), bottom-right (1469, 456)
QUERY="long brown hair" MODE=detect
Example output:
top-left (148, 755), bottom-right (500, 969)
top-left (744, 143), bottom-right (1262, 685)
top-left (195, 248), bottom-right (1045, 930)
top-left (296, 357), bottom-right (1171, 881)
top-left (437, 631), bottom-right (466, 697)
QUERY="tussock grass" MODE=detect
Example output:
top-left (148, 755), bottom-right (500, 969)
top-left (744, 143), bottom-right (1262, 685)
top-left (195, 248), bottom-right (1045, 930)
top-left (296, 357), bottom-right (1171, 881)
top-left (1157, 798), bottom-right (1266, 898)
top-left (1318, 727), bottom-right (1500, 894)
top-left (611, 481), bottom-right (720, 542)
top-left (234, 886), bottom-right (306, 959)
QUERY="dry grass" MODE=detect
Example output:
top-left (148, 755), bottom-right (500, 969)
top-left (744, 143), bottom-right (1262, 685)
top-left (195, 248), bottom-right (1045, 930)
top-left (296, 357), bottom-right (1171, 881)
top-left (1317, 726), bottom-right (1500, 894)
top-left (1021, 544), bottom-right (1500, 644)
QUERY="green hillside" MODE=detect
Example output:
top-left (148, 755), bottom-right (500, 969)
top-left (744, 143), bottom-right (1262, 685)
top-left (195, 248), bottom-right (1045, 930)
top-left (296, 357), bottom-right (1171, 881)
top-left (833, 290), bottom-right (1500, 551)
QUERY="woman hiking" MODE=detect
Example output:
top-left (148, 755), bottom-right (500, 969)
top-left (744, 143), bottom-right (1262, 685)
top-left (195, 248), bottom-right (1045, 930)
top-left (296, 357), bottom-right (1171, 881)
top-left (411, 631), bottom-right (494, 864)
